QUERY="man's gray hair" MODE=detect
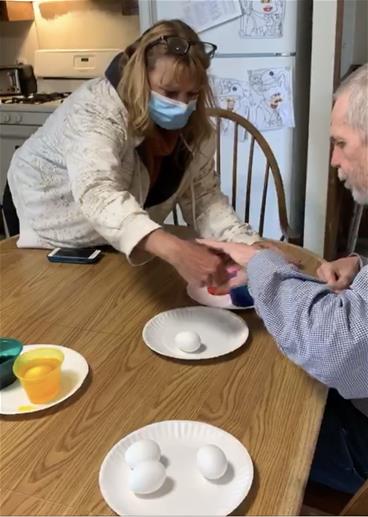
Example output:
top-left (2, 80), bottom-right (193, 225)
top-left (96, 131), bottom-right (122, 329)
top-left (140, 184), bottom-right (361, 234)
top-left (334, 63), bottom-right (368, 143)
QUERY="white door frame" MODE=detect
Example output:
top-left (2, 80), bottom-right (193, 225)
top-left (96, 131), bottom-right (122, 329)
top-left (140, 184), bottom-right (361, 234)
top-left (303, 0), bottom-right (338, 255)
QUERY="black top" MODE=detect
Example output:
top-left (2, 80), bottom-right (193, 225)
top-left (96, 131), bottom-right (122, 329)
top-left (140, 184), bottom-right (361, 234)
top-left (136, 141), bottom-right (190, 208)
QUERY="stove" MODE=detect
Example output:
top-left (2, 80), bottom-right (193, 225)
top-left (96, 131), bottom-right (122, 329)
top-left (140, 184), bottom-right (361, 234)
top-left (0, 92), bottom-right (70, 105)
top-left (0, 48), bottom-right (121, 232)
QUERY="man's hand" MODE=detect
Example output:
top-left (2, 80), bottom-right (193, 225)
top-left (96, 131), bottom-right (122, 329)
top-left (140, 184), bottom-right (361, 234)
top-left (196, 239), bottom-right (258, 267)
top-left (196, 239), bottom-right (303, 291)
top-left (316, 256), bottom-right (360, 291)
top-left (251, 241), bottom-right (302, 267)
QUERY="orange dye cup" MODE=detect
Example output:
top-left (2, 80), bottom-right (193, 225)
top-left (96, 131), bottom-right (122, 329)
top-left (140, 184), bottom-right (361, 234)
top-left (13, 348), bottom-right (64, 404)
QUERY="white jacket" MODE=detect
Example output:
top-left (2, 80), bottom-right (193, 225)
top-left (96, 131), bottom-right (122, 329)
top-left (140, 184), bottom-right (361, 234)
top-left (8, 77), bottom-right (259, 264)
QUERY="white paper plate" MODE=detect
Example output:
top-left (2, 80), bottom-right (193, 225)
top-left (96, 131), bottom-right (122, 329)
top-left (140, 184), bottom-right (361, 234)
top-left (99, 420), bottom-right (253, 516)
top-left (187, 285), bottom-right (254, 310)
top-left (142, 307), bottom-right (249, 360)
top-left (0, 344), bottom-right (89, 415)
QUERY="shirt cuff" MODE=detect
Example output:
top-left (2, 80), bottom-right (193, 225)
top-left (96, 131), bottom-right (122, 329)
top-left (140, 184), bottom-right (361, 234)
top-left (246, 250), bottom-right (290, 299)
top-left (118, 214), bottom-right (162, 266)
top-left (248, 249), bottom-right (288, 272)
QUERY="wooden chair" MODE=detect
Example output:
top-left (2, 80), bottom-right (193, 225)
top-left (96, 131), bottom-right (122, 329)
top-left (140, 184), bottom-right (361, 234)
top-left (347, 203), bottom-right (365, 254)
top-left (206, 107), bottom-right (299, 242)
top-left (173, 108), bottom-right (298, 242)
top-left (302, 479), bottom-right (368, 516)
top-left (341, 479), bottom-right (368, 515)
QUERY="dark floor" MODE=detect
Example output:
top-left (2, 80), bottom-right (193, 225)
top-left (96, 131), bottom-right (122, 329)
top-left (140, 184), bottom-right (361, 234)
top-left (302, 480), bottom-right (351, 515)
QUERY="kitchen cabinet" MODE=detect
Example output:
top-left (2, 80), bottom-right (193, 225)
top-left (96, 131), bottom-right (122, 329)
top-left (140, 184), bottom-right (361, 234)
top-left (0, 2), bottom-right (34, 22)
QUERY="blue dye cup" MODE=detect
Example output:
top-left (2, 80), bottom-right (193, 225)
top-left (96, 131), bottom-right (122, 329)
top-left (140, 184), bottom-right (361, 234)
top-left (0, 338), bottom-right (23, 389)
top-left (230, 285), bottom-right (254, 308)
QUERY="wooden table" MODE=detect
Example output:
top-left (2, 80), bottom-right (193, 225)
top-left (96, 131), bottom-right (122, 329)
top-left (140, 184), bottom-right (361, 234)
top-left (0, 237), bottom-right (327, 516)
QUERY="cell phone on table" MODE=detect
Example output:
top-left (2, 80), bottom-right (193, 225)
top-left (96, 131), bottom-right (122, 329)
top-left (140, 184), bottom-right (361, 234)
top-left (47, 247), bottom-right (102, 264)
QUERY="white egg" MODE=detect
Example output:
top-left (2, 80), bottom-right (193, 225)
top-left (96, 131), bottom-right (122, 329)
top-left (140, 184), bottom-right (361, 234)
top-left (174, 330), bottom-right (201, 352)
top-left (128, 460), bottom-right (166, 494)
top-left (124, 439), bottom-right (161, 469)
top-left (197, 444), bottom-right (228, 480)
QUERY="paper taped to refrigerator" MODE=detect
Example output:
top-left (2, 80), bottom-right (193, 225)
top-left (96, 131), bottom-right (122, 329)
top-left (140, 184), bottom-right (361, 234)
top-left (210, 67), bottom-right (294, 132)
top-left (177, 0), bottom-right (243, 33)
top-left (239, 0), bottom-right (286, 38)
top-left (209, 75), bottom-right (249, 140)
top-left (247, 67), bottom-right (294, 130)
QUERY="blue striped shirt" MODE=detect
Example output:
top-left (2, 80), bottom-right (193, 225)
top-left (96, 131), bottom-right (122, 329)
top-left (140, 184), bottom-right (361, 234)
top-left (247, 251), bottom-right (368, 413)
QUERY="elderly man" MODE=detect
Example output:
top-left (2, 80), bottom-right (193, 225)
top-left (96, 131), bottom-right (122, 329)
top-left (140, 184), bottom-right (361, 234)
top-left (199, 64), bottom-right (368, 494)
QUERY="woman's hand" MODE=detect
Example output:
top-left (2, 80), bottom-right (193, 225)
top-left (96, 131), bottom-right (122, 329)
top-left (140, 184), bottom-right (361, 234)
top-left (167, 240), bottom-right (230, 286)
top-left (316, 256), bottom-right (360, 291)
top-left (139, 229), bottom-right (230, 286)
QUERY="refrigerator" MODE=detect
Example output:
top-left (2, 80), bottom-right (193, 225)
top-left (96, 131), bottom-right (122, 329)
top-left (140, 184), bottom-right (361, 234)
top-left (138, 0), bottom-right (312, 239)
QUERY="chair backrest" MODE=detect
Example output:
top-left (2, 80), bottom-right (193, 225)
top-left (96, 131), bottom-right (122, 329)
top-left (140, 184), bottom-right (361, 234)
top-left (346, 203), bottom-right (364, 254)
top-left (205, 107), bottom-right (297, 242)
top-left (340, 478), bottom-right (368, 515)
top-left (2, 182), bottom-right (19, 237)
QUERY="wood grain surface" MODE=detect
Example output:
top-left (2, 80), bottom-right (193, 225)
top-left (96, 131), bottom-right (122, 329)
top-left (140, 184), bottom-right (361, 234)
top-left (0, 236), bottom-right (327, 516)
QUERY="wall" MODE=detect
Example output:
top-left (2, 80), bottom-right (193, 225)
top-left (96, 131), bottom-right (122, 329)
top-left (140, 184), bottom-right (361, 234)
top-left (0, 18), bottom-right (38, 65)
top-left (303, 0), bottom-right (337, 255)
top-left (352, 0), bottom-right (368, 65)
top-left (289, 0), bottom-right (313, 236)
top-left (341, 0), bottom-right (368, 76)
top-left (0, 0), bottom-right (140, 66)
top-left (33, 0), bottom-right (139, 50)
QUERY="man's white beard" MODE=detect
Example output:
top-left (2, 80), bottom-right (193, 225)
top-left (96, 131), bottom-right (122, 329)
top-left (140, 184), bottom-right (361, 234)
top-left (338, 168), bottom-right (368, 205)
top-left (352, 189), bottom-right (368, 205)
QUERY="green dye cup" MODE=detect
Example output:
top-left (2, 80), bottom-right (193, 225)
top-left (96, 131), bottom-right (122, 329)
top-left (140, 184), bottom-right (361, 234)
top-left (0, 338), bottom-right (23, 389)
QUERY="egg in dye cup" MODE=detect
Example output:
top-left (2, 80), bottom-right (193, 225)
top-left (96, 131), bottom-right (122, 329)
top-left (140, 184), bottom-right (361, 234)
top-left (13, 347), bottom-right (64, 404)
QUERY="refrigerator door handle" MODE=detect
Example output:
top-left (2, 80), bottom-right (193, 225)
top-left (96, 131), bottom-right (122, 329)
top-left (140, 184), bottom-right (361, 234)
top-left (215, 52), bottom-right (296, 58)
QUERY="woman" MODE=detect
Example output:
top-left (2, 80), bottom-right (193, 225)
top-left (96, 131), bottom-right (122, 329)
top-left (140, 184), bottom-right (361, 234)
top-left (8, 19), bottom-right (259, 286)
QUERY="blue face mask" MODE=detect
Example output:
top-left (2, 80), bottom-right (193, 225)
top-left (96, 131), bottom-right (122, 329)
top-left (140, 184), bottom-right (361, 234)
top-left (148, 91), bottom-right (197, 130)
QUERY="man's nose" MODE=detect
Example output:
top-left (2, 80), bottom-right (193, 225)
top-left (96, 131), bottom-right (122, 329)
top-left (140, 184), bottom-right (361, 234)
top-left (330, 146), bottom-right (340, 168)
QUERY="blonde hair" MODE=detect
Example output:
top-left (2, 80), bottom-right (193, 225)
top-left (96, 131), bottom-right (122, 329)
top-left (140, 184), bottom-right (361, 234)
top-left (117, 19), bottom-right (215, 149)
